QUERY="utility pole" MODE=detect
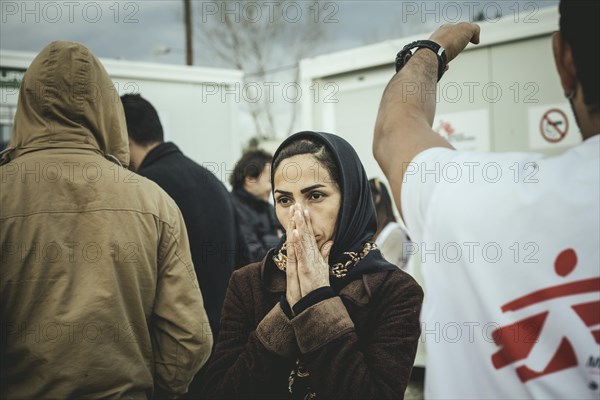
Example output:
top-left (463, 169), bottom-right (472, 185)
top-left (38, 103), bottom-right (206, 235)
top-left (184, 0), bottom-right (193, 65)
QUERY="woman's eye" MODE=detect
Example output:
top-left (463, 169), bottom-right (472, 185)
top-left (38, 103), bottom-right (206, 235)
top-left (309, 192), bottom-right (325, 201)
top-left (277, 197), bottom-right (292, 206)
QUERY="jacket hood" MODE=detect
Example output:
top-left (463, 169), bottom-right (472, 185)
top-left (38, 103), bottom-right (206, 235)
top-left (1, 41), bottom-right (129, 167)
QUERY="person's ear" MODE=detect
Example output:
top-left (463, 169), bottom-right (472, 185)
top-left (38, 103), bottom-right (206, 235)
top-left (552, 32), bottom-right (578, 96)
top-left (244, 175), bottom-right (255, 188)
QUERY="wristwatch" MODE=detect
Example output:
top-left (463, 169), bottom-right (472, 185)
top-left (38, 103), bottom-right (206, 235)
top-left (395, 40), bottom-right (447, 81)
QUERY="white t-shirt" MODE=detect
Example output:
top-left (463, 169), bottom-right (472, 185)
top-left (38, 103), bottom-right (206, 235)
top-left (402, 135), bottom-right (600, 399)
top-left (375, 221), bottom-right (410, 268)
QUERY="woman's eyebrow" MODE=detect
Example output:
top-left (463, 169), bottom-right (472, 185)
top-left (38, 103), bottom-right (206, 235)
top-left (301, 184), bottom-right (326, 194)
top-left (274, 189), bottom-right (292, 195)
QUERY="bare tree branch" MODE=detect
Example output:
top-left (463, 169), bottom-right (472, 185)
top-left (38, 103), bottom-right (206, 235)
top-left (195, 0), bottom-right (326, 143)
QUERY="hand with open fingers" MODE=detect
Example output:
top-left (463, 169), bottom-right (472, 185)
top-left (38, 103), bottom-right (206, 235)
top-left (429, 22), bottom-right (481, 64)
top-left (285, 205), bottom-right (302, 308)
top-left (287, 203), bottom-right (333, 307)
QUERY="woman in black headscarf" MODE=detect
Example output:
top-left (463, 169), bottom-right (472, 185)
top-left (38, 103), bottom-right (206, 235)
top-left (201, 132), bottom-right (423, 399)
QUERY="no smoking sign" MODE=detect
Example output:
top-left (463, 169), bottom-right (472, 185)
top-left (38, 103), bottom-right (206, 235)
top-left (540, 108), bottom-right (569, 143)
top-left (528, 103), bottom-right (580, 150)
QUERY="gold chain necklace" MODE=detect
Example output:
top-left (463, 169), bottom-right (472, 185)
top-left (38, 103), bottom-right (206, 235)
top-left (272, 242), bottom-right (377, 279)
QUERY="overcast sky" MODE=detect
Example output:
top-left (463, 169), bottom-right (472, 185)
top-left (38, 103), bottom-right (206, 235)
top-left (1, 0), bottom-right (559, 68)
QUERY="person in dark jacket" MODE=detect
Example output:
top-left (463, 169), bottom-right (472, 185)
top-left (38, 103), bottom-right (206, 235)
top-left (121, 94), bottom-right (237, 339)
top-left (202, 131), bottom-right (423, 399)
top-left (230, 149), bottom-right (282, 264)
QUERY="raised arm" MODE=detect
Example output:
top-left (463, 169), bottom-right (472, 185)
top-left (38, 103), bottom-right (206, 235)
top-left (373, 22), bottom-right (480, 219)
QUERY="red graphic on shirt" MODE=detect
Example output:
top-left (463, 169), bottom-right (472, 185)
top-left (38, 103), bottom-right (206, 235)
top-left (434, 120), bottom-right (455, 136)
top-left (491, 248), bottom-right (600, 382)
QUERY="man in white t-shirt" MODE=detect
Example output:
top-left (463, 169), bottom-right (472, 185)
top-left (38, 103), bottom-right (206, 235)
top-left (373, 1), bottom-right (599, 399)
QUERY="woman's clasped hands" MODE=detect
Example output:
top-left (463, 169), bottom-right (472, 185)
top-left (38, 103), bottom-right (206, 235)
top-left (285, 203), bottom-right (334, 308)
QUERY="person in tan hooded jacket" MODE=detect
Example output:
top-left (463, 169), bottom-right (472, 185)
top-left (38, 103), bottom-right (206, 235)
top-left (0, 41), bottom-right (212, 398)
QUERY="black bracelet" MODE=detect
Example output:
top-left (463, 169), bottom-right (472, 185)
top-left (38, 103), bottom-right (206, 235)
top-left (395, 40), bottom-right (447, 81)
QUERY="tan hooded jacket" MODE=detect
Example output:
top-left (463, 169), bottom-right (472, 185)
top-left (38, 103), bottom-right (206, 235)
top-left (0, 41), bottom-right (212, 399)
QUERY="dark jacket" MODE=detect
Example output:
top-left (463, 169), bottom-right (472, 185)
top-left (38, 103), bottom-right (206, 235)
top-left (231, 188), bottom-right (281, 264)
top-left (201, 251), bottom-right (424, 399)
top-left (138, 142), bottom-right (237, 337)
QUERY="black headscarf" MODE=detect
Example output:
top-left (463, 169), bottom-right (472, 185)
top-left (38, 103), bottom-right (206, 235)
top-left (269, 131), bottom-right (397, 290)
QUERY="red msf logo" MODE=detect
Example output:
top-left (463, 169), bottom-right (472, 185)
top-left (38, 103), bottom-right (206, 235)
top-left (491, 249), bottom-right (600, 382)
top-left (434, 120), bottom-right (455, 137)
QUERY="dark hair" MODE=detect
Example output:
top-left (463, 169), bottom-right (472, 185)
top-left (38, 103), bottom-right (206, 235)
top-left (560, 1), bottom-right (600, 111)
top-left (230, 149), bottom-right (273, 189)
top-left (369, 178), bottom-right (396, 239)
top-left (272, 139), bottom-right (340, 189)
top-left (120, 94), bottom-right (164, 145)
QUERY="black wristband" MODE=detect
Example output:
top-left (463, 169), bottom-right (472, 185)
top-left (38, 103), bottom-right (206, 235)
top-left (292, 287), bottom-right (335, 316)
top-left (280, 295), bottom-right (294, 319)
top-left (395, 40), bottom-right (447, 81)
